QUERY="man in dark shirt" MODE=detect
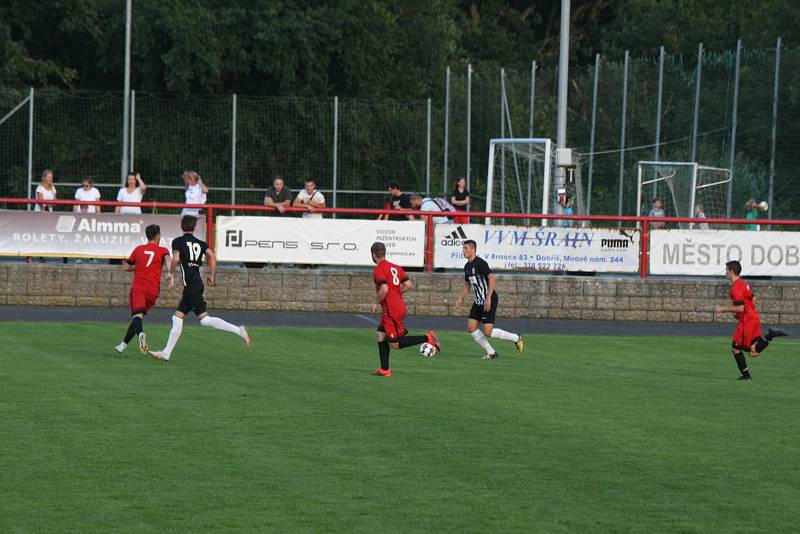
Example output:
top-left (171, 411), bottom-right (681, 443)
top-left (264, 176), bottom-right (292, 215)
top-left (382, 181), bottom-right (413, 221)
top-left (148, 215), bottom-right (251, 361)
top-left (453, 239), bottom-right (524, 360)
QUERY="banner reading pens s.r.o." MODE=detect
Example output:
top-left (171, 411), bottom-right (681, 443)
top-left (649, 230), bottom-right (800, 276)
top-left (433, 223), bottom-right (640, 272)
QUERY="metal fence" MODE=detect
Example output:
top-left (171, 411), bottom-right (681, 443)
top-left (0, 40), bottom-right (797, 219)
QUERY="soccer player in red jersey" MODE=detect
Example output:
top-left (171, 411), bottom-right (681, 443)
top-left (115, 224), bottom-right (172, 354)
top-left (713, 260), bottom-right (787, 380)
top-left (370, 242), bottom-right (440, 376)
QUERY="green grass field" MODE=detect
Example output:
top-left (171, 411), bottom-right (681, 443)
top-left (2, 321), bottom-right (799, 533)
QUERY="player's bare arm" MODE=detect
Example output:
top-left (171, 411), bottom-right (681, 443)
top-left (454, 280), bottom-right (470, 308)
top-left (164, 254), bottom-right (174, 288)
top-left (484, 273), bottom-right (497, 311)
top-left (400, 280), bottom-right (412, 294)
top-left (205, 248), bottom-right (217, 286)
top-left (371, 284), bottom-right (389, 313)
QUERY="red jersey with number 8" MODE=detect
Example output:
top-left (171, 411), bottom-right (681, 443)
top-left (128, 243), bottom-right (171, 291)
top-left (373, 259), bottom-right (408, 318)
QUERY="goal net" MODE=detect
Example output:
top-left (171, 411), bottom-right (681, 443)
top-left (636, 161), bottom-right (731, 229)
top-left (486, 138), bottom-right (552, 222)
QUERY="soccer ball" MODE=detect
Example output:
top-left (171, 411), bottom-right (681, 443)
top-left (759, 201), bottom-right (769, 211)
top-left (419, 343), bottom-right (436, 358)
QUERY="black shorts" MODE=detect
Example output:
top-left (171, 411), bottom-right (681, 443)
top-left (468, 293), bottom-right (499, 324)
top-left (177, 283), bottom-right (207, 316)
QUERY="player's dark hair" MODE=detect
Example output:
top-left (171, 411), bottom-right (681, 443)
top-left (387, 181), bottom-right (400, 190)
top-left (726, 260), bottom-right (742, 276)
top-left (371, 242), bottom-right (386, 258)
top-left (463, 239), bottom-right (477, 250)
top-left (145, 224), bottom-right (160, 241)
top-left (304, 177), bottom-right (315, 184)
top-left (181, 215), bottom-right (197, 232)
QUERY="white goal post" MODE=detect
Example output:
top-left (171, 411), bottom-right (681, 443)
top-left (636, 161), bottom-right (732, 228)
top-left (485, 138), bottom-right (553, 224)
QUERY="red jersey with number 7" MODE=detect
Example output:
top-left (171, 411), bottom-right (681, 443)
top-left (373, 258), bottom-right (408, 318)
top-left (128, 243), bottom-right (171, 291)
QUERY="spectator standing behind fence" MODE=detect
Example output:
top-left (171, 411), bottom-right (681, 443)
top-left (744, 199), bottom-right (764, 231)
top-left (293, 178), bottom-right (325, 219)
top-left (264, 176), bottom-right (292, 215)
top-left (34, 169), bottom-right (57, 212)
top-left (381, 182), bottom-right (413, 221)
top-left (181, 171), bottom-right (208, 216)
top-left (116, 172), bottom-right (147, 214)
top-left (648, 198), bottom-right (666, 230)
top-left (74, 179), bottom-right (101, 213)
top-left (29, 169), bottom-right (57, 263)
top-left (450, 177), bottom-right (470, 224)
top-left (694, 203), bottom-right (709, 230)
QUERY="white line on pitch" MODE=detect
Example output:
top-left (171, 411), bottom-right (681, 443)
top-left (355, 314), bottom-right (379, 325)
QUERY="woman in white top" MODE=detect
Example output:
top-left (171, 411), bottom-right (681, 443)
top-left (116, 172), bottom-right (147, 214)
top-left (182, 170), bottom-right (208, 216)
top-left (74, 179), bottom-right (102, 213)
top-left (34, 169), bottom-right (57, 212)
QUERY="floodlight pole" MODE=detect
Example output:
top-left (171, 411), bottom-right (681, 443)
top-left (120, 0), bottom-right (132, 185)
top-left (553, 0), bottom-right (571, 216)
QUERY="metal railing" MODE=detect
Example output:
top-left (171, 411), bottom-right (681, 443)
top-left (2, 197), bottom-right (798, 278)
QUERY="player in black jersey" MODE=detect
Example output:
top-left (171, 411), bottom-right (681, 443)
top-left (453, 240), bottom-right (523, 359)
top-left (148, 216), bottom-right (251, 361)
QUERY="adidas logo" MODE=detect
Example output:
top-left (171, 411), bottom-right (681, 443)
top-left (440, 226), bottom-right (468, 246)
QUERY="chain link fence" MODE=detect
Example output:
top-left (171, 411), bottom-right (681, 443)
top-left (0, 42), bottom-right (796, 220)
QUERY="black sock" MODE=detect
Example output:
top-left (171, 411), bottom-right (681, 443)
top-left (378, 341), bottom-right (390, 370)
top-left (398, 335), bottom-right (427, 349)
top-left (733, 351), bottom-right (749, 375)
top-left (123, 317), bottom-right (143, 344)
top-left (753, 337), bottom-right (769, 353)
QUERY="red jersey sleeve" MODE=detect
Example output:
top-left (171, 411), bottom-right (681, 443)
top-left (127, 245), bottom-right (141, 265)
top-left (373, 264), bottom-right (388, 286)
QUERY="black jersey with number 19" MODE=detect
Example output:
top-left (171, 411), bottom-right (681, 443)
top-left (172, 233), bottom-right (208, 288)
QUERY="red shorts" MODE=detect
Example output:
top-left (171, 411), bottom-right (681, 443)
top-left (378, 313), bottom-right (408, 342)
top-left (129, 286), bottom-right (159, 315)
top-left (732, 320), bottom-right (763, 352)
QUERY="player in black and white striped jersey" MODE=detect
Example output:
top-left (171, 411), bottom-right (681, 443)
top-left (148, 215), bottom-right (251, 361)
top-left (453, 240), bottom-right (524, 360)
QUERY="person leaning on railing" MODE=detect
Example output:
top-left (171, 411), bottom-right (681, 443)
top-left (264, 175), bottom-right (292, 215)
top-left (74, 178), bottom-right (101, 213)
top-left (116, 172), bottom-right (147, 214)
top-left (182, 170), bottom-right (208, 216)
top-left (292, 178), bottom-right (325, 219)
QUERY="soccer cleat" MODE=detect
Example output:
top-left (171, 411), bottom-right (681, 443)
top-left (515, 334), bottom-right (525, 356)
top-left (481, 352), bottom-right (498, 360)
top-left (239, 326), bottom-right (251, 347)
top-left (138, 332), bottom-right (148, 353)
top-left (767, 328), bottom-right (789, 340)
top-left (426, 331), bottom-right (442, 353)
top-left (114, 342), bottom-right (127, 353)
top-left (738, 374), bottom-right (752, 381)
top-left (373, 368), bottom-right (392, 377)
top-left (148, 350), bottom-right (170, 362)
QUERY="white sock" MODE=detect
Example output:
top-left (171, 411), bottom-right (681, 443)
top-left (490, 328), bottom-right (520, 342)
top-left (164, 315), bottom-right (184, 356)
top-left (470, 330), bottom-right (496, 354)
top-left (200, 315), bottom-right (241, 336)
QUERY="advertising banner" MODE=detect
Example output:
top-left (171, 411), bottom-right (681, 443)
top-left (215, 216), bottom-right (426, 267)
top-left (0, 210), bottom-right (205, 258)
top-left (434, 223), bottom-right (640, 272)
top-left (649, 229), bottom-right (800, 276)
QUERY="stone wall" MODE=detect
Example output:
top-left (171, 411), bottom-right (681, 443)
top-left (1, 263), bottom-right (799, 324)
